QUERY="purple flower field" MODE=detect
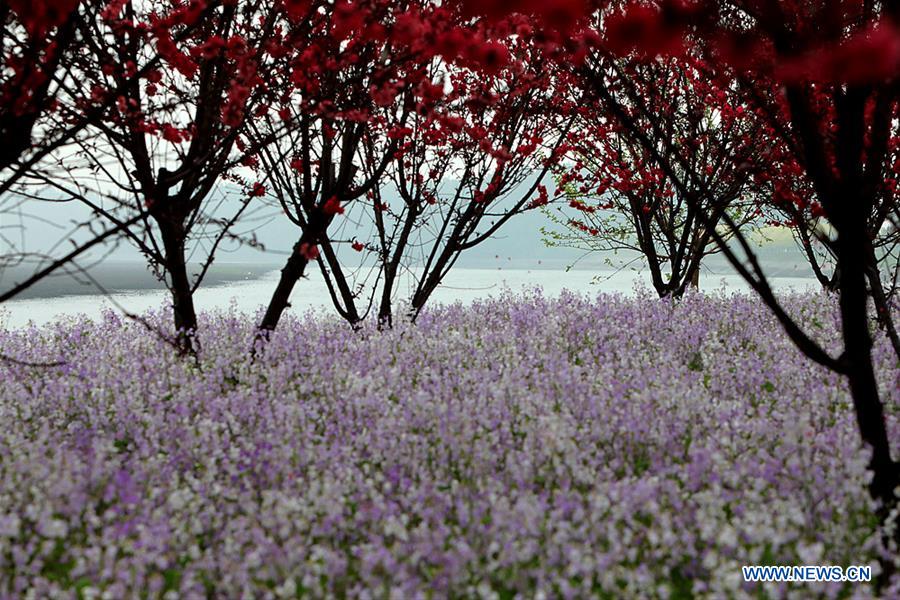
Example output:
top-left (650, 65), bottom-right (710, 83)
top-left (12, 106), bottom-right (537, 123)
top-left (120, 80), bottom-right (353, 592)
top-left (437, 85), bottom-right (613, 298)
top-left (1, 291), bottom-right (898, 599)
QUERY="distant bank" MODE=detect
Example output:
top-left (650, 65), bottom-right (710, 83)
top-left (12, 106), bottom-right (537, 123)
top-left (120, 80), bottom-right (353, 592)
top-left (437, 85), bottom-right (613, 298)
top-left (0, 261), bottom-right (278, 300)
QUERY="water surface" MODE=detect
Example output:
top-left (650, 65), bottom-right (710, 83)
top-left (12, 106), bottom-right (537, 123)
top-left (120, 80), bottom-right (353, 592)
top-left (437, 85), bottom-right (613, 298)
top-left (1, 263), bottom-right (818, 329)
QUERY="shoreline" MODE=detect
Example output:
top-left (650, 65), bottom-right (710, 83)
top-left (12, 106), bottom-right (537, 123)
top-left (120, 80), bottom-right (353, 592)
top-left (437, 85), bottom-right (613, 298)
top-left (1, 268), bottom-right (821, 330)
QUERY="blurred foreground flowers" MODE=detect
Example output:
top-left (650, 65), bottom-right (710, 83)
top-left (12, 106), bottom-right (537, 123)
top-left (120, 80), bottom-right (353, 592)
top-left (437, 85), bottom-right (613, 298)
top-left (0, 291), bottom-right (897, 598)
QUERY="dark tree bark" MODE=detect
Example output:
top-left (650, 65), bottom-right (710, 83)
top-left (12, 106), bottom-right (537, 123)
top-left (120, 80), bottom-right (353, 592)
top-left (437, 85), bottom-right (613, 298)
top-left (864, 241), bottom-right (900, 360)
top-left (836, 219), bottom-right (899, 527)
top-left (377, 202), bottom-right (419, 328)
top-left (688, 260), bottom-right (700, 289)
top-left (318, 239), bottom-right (362, 327)
top-left (158, 217), bottom-right (198, 355)
top-left (257, 205), bottom-right (335, 337)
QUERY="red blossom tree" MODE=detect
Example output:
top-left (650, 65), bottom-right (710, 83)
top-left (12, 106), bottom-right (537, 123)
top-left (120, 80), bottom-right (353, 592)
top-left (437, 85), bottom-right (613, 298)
top-left (546, 54), bottom-right (763, 297)
top-left (54, 0), bottom-right (293, 354)
top-left (1, 0), bottom-right (82, 173)
top-left (754, 102), bottom-right (900, 357)
top-left (692, 26), bottom-right (900, 358)
top-left (248, 0), bottom-right (443, 337)
top-left (360, 30), bottom-right (569, 327)
top-left (627, 0), bottom-right (900, 581)
top-left (0, 0), bottom-right (247, 313)
top-left (251, 6), bottom-right (569, 332)
top-left (467, 0), bottom-right (900, 583)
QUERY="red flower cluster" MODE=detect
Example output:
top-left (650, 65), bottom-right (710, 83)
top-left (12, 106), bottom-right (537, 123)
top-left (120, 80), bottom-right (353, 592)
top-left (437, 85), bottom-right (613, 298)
top-left (8, 0), bottom-right (80, 38)
top-left (322, 196), bottom-right (345, 216)
top-left (298, 242), bottom-right (319, 261)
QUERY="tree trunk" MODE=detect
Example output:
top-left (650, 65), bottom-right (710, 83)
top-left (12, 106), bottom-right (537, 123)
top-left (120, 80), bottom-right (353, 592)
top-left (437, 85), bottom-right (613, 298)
top-left (410, 254), bottom-right (453, 322)
top-left (836, 226), bottom-right (899, 580)
top-left (158, 219), bottom-right (198, 355)
top-left (256, 210), bottom-right (331, 341)
top-left (257, 236), bottom-right (313, 336)
top-left (378, 267), bottom-right (397, 328)
top-left (863, 246), bottom-right (900, 361)
top-left (319, 240), bottom-right (361, 327)
top-left (378, 207), bottom-right (420, 328)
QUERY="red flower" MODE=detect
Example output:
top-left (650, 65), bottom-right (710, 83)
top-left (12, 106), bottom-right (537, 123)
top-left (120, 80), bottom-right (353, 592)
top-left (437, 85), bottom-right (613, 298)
top-left (332, 1), bottom-right (366, 39)
top-left (299, 242), bottom-right (319, 261)
top-left (392, 10), bottom-right (427, 46)
top-left (352, 241), bottom-right (365, 252)
top-left (161, 124), bottom-right (188, 143)
top-left (322, 196), bottom-right (344, 215)
top-left (191, 36), bottom-right (227, 60)
top-left (776, 23), bottom-right (900, 84)
top-left (441, 116), bottom-right (466, 133)
top-left (154, 29), bottom-right (198, 79)
top-left (281, 0), bottom-right (309, 22)
top-left (435, 27), bottom-right (468, 59)
top-left (474, 41), bottom-right (510, 74)
top-left (387, 126), bottom-right (413, 139)
top-left (527, 185), bottom-right (550, 209)
top-left (8, 0), bottom-right (80, 38)
top-left (605, 4), bottom-right (685, 58)
top-left (371, 81), bottom-right (402, 108)
top-left (462, 0), bottom-right (588, 31)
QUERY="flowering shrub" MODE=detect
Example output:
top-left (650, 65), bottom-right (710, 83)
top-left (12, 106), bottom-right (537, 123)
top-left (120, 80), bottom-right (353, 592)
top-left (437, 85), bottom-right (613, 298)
top-left (0, 291), bottom-right (897, 598)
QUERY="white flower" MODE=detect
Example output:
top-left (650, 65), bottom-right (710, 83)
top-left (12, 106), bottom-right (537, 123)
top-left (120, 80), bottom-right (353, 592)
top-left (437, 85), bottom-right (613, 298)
top-left (716, 525), bottom-right (737, 549)
top-left (39, 517), bottom-right (68, 539)
top-left (0, 514), bottom-right (21, 538)
top-left (275, 578), bottom-right (296, 598)
top-left (167, 488), bottom-right (192, 511)
top-left (797, 541), bottom-right (824, 564)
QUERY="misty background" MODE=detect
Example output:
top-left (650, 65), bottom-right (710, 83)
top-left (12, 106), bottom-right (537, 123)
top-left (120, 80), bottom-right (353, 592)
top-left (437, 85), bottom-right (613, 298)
top-left (0, 180), bottom-right (813, 311)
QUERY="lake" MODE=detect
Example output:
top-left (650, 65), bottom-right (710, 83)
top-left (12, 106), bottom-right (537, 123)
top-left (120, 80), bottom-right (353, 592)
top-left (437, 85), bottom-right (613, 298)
top-left (0, 262), bottom-right (819, 329)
